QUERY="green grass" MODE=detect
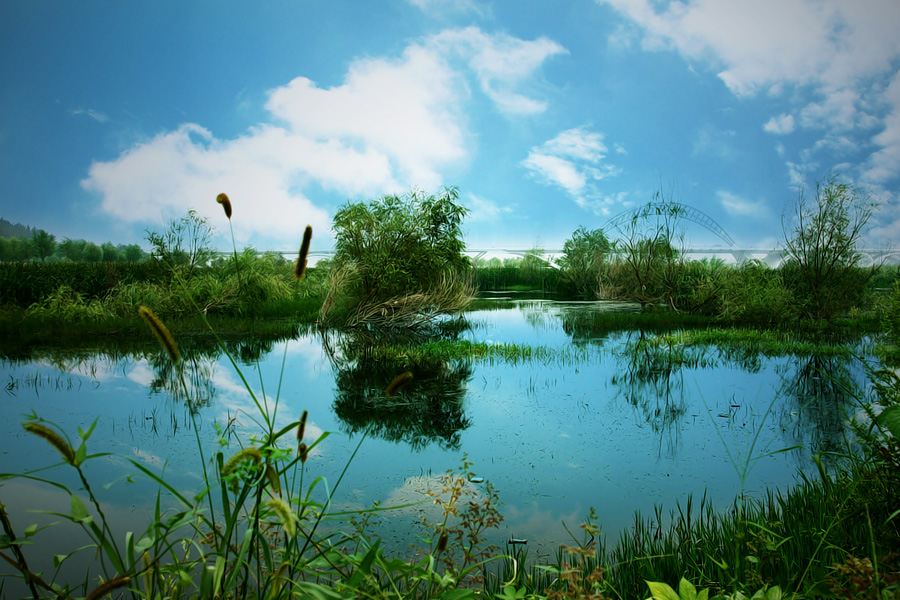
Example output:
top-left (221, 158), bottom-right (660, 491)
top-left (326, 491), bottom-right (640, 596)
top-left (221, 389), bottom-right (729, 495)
top-left (368, 339), bottom-right (592, 366)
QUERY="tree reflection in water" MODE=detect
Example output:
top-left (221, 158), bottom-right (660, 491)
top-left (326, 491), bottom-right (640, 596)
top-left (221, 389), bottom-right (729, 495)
top-left (147, 337), bottom-right (281, 411)
top-left (323, 328), bottom-right (473, 451)
top-left (779, 353), bottom-right (863, 455)
top-left (610, 331), bottom-right (690, 454)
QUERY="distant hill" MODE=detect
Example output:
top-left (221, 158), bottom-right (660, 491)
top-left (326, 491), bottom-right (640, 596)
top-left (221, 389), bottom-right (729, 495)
top-left (0, 218), bottom-right (36, 239)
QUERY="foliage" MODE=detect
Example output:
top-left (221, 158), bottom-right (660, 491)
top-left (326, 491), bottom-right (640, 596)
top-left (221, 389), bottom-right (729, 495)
top-left (719, 261), bottom-right (795, 323)
top-left (781, 175), bottom-right (879, 319)
top-left (81, 241), bottom-right (103, 263)
top-left (884, 281), bottom-right (900, 346)
top-left (323, 188), bottom-right (473, 327)
top-left (608, 195), bottom-right (686, 309)
top-left (145, 209), bottom-right (216, 276)
top-left (30, 229), bottom-right (57, 262)
top-left (557, 227), bottom-right (611, 299)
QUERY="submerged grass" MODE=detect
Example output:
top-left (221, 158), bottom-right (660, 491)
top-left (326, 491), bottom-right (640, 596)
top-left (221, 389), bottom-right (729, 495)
top-left (651, 327), bottom-right (877, 358)
top-left (368, 339), bottom-right (593, 366)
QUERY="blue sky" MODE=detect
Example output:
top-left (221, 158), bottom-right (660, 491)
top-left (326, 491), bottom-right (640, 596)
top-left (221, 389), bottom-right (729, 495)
top-left (2, 0), bottom-right (900, 253)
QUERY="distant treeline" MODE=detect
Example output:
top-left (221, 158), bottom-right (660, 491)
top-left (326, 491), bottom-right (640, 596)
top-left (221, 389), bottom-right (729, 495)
top-left (0, 225), bottom-right (149, 263)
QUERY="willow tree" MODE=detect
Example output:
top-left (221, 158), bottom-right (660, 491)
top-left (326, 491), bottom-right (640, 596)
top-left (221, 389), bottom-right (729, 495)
top-left (611, 193), bottom-right (686, 310)
top-left (322, 187), bottom-right (473, 327)
top-left (558, 226), bottom-right (611, 299)
top-left (781, 176), bottom-right (878, 319)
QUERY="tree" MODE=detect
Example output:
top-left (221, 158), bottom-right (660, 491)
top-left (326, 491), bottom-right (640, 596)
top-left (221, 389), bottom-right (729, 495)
top-left (30, 229), bottom-right (56, 262)
top-left (145, 209), bottom-right (215, 275)
top-left (101, 242), bottom-right (123, 262)
top-left (82, 242), bottom-right (103, 263)
top-left (123, 243), bottom-right (146, 262)
top-left (558, 226), bottom-right (611, 299)
top-left (6, 237), bottom-right (33, 262)
top-left (610, 193), bottom-right (685, 309)
top-left (324, 187), bottom-right (472, 326)
top-left (58, 238), bottom-right (86, 262)
top-left (781, 175), bottom-right (878, 319)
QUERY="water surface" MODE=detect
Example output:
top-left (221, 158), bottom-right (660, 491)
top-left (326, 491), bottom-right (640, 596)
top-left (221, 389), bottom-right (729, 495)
top-left (0, 300), bottom-right (870, 578)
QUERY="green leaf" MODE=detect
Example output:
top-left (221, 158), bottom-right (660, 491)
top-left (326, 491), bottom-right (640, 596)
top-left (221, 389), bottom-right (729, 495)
top-left (53, 553), bottom-right (70, 567)
top-left (646, 580), bottom-right (681, 600)
top-left (876, 405), bottom-right (900, 438)
top-left (70, 495), bottom-right (91, 524)
top-left (679, 578), bottom-right (698, 600)
top-left (24, 524), bottom-right (38, 537)
top-left (74, 443), bottom-right (87, 467)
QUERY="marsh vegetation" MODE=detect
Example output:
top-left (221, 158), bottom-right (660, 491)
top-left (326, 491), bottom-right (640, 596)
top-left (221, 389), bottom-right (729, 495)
top-left (1, 179), bottom-right (899, 598)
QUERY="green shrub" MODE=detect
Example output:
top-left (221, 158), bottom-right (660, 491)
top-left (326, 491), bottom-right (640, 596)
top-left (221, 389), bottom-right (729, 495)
top-left (720, 261), bottom-right (796, 323)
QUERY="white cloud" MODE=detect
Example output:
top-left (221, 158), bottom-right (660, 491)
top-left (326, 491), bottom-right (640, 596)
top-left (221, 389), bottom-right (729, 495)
top-left (81, 28), bottom-right (564, 247)
top-left (522, 127), bottom-right (622, 214)
top-left (465, 192), bottom-right (514, 221)
top-left (598, 0), bottom-right (900, 98)
top-left (599, 0), bottom-right (900, 187)
top-left (692, 125), bottom-right (737, 160)
top-left (718, 190), bottom-right (769, 218)
top-left (763, 114), bottom-right (795, 135)
top-left (430, 27), bottom-right (567, 115)
top-left (406, 0), bottom-right (487, 17)
top-left (70, 108), bottom-right (110, 123)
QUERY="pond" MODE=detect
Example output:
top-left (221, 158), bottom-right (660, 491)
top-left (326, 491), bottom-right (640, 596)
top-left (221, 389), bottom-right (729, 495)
top-left (0, 299), bottom-right (874, 588)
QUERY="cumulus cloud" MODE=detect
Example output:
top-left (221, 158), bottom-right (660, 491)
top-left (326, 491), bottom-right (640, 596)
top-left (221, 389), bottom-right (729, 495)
top-left (763, 114), bottom-right (796, 135)
top-left (599, 0), bottom-right (900, 186)
top-left (431, 27), bottom-right (567, 115)
top-left (522, 127), bottom-right (622, 213)
top-left (81, 27), bottom-right (564, 247)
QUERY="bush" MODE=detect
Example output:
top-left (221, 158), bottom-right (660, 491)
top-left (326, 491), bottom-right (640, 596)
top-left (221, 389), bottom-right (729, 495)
top-left (323, 188), bottom-right (473, 327)
top-left (782, 176), bottom-right (878, 319)
top-left (720, 260), bottom-right (795, 323)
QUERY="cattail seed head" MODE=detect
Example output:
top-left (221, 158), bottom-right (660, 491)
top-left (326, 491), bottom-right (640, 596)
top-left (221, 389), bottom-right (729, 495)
top-left (385, 371), bottom-right (414, 397)
top-left (216, 193), bottom-right (232, 219)
top-left (23, 422), bottom-right (76, 465)
top-left (297, 410), bottom-right (308, 443)
top-left (138, 306), bottom-right (180, 365)
top-left (85, 576), bottom-right (131, 600)
top-left (435, 531), bottom-right (449, 554)
top-left (294, 226), bottom-right (312, 280)
top-left (298, 443), bottom-right (309, 463)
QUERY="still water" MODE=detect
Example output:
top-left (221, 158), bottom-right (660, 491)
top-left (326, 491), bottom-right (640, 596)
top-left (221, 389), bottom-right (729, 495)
top-left (0, 299), bottom-right (872, 579)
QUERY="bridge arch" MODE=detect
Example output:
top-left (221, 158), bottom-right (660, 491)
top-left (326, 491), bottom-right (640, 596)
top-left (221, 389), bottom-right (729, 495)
top-left (602, 202), bottom-right (736, 247)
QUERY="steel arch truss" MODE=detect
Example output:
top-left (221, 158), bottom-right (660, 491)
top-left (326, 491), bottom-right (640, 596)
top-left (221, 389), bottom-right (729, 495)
top-left (603, 202), bottom-right (735, 247)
